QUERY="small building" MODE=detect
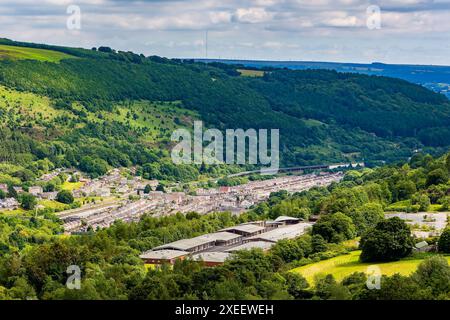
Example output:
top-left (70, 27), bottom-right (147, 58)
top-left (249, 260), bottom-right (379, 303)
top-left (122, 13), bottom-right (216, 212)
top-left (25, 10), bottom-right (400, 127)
top-left (191, 252), bottom-right (232, 267)
top-left (116, 185), bottom-right (130, 194)
top-left (0, 184), bottom-right (8, 193)
top-left (96, 188), bottom-right (111, 197)
top-left (29, 186), bottom-right (44, 196)
top-left (41, 191), bottom-right (58, 200)
top-left (219, 186), bottom-right (231, 193)
top-left (139, 250), bottom-right (189, 265)
top-left (0, 198), bottom-right (19, 210)
top-left (13, 186), bottom-right (24, 194)
top-left (414, 241), bottom-right (434, 253)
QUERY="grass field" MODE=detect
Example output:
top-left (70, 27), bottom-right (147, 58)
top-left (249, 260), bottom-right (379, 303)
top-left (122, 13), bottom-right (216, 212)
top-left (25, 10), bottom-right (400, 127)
top-left (238, 69), bottom-right (265, 77)
top-left (61, 181), bottom-right (85, 191)
top-left (291, 251), bottom-right (450, 285)
top-left (0, 44), bottom-right (73, 62)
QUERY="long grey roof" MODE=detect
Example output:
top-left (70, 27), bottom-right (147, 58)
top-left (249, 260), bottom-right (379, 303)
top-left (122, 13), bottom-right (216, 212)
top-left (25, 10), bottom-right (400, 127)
top-left (246, 223), bottom-right (313, 243)
top-left (225, 241), bottom-right (274, 252)
top-left (139, 249), bottom-right (189, 260)
top-left (221, 224), bottom-right (266, 234)
top-left (191, 252), bottom-right (232, 263)
top-left (153, 232), bottom-right (241, 251)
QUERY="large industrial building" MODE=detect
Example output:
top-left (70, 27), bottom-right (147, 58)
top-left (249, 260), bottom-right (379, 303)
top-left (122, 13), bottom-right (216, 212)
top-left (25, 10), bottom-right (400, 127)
top-left (140, 218), bottom-right (314, 267)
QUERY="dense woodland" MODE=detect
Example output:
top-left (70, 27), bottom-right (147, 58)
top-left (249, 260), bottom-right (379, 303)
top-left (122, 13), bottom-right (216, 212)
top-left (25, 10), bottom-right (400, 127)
top-left (1, 38), bottom-right (450, 184)
top-left (0, 151), bottom-right (449, 300)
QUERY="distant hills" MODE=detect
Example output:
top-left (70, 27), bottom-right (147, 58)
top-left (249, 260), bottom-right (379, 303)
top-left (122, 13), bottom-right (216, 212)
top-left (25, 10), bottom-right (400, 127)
top-left (197, 59), bottom-right (450, 99)
top-left (0, 38), bottom-right (450, 182)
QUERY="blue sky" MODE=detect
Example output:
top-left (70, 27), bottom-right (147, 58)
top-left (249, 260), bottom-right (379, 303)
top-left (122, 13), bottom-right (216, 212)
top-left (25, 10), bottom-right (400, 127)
top-left (1, 0), bottom-right (450, 65)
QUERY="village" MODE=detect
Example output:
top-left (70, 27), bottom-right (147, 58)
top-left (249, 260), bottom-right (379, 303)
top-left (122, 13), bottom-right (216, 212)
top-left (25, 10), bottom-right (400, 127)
top-left (57, 170), bottom-right (344, 233)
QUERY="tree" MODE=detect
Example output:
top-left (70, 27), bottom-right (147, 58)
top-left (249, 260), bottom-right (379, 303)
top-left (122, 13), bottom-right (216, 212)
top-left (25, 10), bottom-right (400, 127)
top-left (360, 217), bottom-right (414, 262)
top-left (283, 272), bottom-right (311, 299)
top-left (412, 256), bottom-right (450, 296)
top-left (412, 194), bottom-right (430, 212)
top-left (438, 228), bottom-right (450, 253)
top-left (312, 212), bottom-right (356, 243)
top-left (56, 190), bottom-right (74, 204)
top-left (19, 193), bottom-right (37, 210)
top-left (0, 189), bottom-right (6, 200)
top-left (156, 183), bottom-right (166, 193)
top-left (144, 184), bottom-right (152, 194)
top-left (426, 168), bottom-right (448, 186)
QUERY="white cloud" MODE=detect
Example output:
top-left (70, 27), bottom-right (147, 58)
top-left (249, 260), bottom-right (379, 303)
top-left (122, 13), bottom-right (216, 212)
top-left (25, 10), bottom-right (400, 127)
top-left (1, 0), bottom-right (450, 64)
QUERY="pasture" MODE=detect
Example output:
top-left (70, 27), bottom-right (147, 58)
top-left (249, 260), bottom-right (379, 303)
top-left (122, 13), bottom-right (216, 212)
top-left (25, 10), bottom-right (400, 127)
top-left (291, 251), bottom-right (450, 285)
top-left (0, 44), bottom-right (73, 62)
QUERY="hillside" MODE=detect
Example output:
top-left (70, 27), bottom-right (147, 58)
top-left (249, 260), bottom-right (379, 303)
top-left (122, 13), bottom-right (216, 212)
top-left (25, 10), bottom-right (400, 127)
top-left (1, 38), bottom-right (450, 181)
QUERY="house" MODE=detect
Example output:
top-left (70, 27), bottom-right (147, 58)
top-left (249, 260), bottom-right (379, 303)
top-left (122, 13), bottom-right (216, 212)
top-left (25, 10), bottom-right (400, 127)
top-left (41, 192), bottom-right (58, 200)
top-left (0, 198), bottom-right (19, 210)
top-left (0, 184), bottom-right (8, 193)
top-left (116, 184), bottom-right (129, 194)
top-left (29, 186), bottom-right (44, 196)
top-left (13, 186), bottom-right (24, 194)
top-left (96, 188), bottom-right (111, 197)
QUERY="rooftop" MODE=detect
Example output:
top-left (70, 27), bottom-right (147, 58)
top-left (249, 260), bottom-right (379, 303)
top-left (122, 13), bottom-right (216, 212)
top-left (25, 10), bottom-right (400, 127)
top-left (246, 223), bottom-right (313, 243)
top-left (274, 216), bottom-right (301, 223)
top-left (225, 241), bottom-right (274, 253)
top-left (153, 232), bottom-right (241, 251)
top-left (139, 249), bottom-right (189, 260)
top-left (191, 252), bottom-right (232, 263)
top-left (221, 224), bottom-right (266, 234)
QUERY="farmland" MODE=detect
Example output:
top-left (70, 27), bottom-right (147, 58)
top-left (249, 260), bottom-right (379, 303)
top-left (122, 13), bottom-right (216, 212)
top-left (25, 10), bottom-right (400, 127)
top-left (291, 251), bottom-right (450, 285)
top-left (237, 69), bottom-right (265, 77)
top-left (0, 44), bottom-right (74, 62)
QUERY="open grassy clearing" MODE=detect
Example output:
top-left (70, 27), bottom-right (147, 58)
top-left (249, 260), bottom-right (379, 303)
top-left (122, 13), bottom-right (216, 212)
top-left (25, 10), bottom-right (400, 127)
top-left (61, 181), bottom-right (85, 191)
top-left (237, 69), bottom-right (265, 77)
top-left (0, 44), bottom-right (73, 62)
top-left (0, 85), bottom-right (199, 143)
top-left (291, 250), bottom-right (450, 285)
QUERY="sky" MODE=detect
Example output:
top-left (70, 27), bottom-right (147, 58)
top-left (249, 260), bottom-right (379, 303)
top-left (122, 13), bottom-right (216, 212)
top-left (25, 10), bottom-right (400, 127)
top-left (1, 0), bottom-right (450, 65)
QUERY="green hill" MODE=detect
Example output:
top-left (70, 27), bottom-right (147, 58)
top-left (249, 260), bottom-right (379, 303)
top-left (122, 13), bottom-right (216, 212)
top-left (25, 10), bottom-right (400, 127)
top-left (0, 38), bottom-right (450, 181)
top-left (0, 44), bottom-right (74, 62)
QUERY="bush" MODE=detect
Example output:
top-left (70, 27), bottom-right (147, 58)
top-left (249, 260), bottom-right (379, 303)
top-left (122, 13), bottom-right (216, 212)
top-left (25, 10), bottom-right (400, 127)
top-left (56, 190), bottom-right (74, 204)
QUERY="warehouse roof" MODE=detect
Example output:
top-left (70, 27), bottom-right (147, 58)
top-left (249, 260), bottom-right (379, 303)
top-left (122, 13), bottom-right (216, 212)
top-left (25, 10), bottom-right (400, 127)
top-left (191, 252), bottom-right (232, 263)
top-left (247, 223), bottom-right (313, 243)
top-left (139, 249), bottom-right (189, 260)
top-left (221, 224), bottom-right (266, 234)
top-left (225, 241), bottom-right (274, 253)
top-left (153, 232), bottom-right (241, 251)
top-left (274, 216), bottom-right (301, 223)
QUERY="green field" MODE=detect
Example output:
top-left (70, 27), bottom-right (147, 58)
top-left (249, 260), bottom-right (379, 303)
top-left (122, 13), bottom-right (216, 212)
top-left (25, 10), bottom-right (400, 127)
top-left (0, 45), bottom-right (74, 62)
top-left (237, 69), bottom-right (265, 77)
top-left (291, 251), bottom-right (450, 285)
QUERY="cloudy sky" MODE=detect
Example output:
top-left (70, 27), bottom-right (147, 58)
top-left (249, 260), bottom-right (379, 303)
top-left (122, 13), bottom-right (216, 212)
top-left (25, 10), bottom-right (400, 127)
top-left (1, 0), bottom-right (450, 65)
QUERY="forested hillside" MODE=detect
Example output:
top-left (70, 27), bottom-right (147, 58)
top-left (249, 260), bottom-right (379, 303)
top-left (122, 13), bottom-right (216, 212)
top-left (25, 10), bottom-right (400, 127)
top-left (1, 37), bottom-right (450, 179)
top-left (1, 151), bottom-right (450, 300)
